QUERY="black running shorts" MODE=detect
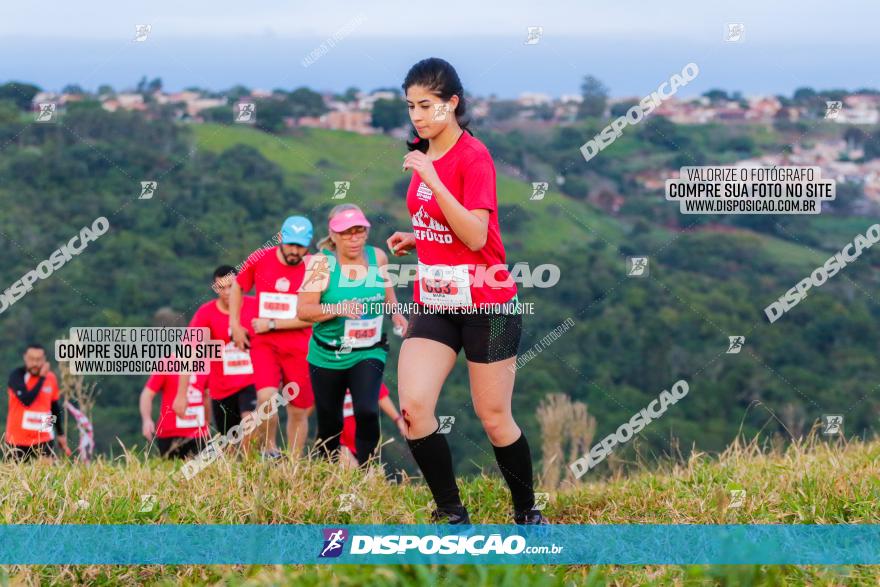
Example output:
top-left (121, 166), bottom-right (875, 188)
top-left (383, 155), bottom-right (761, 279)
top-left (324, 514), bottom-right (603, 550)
top-left (211, 384), bottom-right (258, 436)
top-left (404, 302), bottom-right (523, 363)
top-left (155, 436), bottom-right (204, 459)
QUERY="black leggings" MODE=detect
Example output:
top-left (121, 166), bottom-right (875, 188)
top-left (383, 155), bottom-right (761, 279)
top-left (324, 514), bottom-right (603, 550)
top-left (309, 358), bottom-right (384, 465)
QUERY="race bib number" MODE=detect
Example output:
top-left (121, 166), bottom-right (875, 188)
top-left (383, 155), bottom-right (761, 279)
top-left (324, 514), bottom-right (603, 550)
top-left (176, 405), bottom-right (205, 429)
top-left (343, 316), bottom-right (383, 348)
top-left (222, 342), bottom-right (254, 375)
top-left (21, 410), bottom-right (55, 437)
top-left (418, 263), bottom-right (472, 307)
top-left (259, 292), bottom-right (298, 319)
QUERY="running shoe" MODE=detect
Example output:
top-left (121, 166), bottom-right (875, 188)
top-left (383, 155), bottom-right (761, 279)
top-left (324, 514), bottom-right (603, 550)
top-left (514, 509), bottom-right (549, 525)
top-left (260, 448), bottom-right (283, 461)
top-left (430, 505), bottom-right (471, 525)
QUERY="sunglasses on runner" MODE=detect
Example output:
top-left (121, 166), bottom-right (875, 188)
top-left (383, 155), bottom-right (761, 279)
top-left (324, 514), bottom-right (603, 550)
top-left (336, 226), bottom-right (367, 239)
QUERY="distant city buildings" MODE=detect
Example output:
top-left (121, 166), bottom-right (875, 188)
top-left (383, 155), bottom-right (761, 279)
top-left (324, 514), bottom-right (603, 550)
top-left (29, 85), bottom-right (880, 132)
top-left (294, 110), bottom-right (373, 134)
top-left (26, 85), bottom-right (880, 203)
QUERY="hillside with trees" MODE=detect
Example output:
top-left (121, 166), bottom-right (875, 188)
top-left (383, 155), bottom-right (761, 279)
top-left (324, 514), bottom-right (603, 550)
top-left (1, 101), bottom-right (879, 477)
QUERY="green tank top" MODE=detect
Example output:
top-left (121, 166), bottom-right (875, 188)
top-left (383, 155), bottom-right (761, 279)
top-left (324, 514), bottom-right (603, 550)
top-left (307, 245), bottom-right (388, 370)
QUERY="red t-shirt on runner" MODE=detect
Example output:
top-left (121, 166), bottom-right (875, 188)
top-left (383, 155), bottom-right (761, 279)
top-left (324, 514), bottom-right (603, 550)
top-left (405, 131), bottom-right (517, 308)
top-left (236, 247), bottom-right (312, 349)
top-left (189, 296), bottom-right (258, 400)
top-left (145, 371), bottom-right (209, 439)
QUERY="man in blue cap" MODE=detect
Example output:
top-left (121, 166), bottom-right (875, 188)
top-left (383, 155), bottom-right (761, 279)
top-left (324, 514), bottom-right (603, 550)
top-left (227, 216), bottom-right (315, 458)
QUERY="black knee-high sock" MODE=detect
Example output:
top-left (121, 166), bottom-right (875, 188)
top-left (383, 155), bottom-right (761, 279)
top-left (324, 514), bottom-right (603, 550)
top-left (492, 432), bottom-right (535, 512)
top-left (406, 428), bottom-right (462, 510)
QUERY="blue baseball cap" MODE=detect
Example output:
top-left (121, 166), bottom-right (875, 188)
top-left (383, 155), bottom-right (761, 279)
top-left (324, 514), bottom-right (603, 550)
top-left (280, 216), bottom-right (313, 246)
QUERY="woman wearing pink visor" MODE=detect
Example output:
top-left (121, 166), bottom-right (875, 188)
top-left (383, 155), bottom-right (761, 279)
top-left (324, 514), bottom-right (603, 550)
top-left (297, 204), bottom-right (408, 466)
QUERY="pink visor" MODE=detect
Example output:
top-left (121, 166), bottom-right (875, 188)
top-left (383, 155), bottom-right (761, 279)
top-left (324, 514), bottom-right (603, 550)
top-left (329, 208), bottom-right (371, 232)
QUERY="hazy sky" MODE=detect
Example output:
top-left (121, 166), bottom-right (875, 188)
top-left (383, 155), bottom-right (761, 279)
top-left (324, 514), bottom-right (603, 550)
top-left (2, 0), bottom-right (877, 98)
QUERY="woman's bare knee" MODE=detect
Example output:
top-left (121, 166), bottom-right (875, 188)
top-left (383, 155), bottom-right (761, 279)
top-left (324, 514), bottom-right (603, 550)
top-left (398, 396), bottom-right (436, 438)
top-left (398, 338), bottom-right (456, 438)
top-left (477, 408), bottom-right (517, 442)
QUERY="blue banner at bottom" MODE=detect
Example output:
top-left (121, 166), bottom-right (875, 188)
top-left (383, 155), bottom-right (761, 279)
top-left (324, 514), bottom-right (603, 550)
top-left (1, 524), bottom-right (879, 564)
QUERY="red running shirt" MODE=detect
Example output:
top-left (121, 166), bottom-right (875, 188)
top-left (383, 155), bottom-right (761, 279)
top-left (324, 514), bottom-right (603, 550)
top-left (405, 131), bottom-right (517, 308)
top-left (145, 371), bottom-right (209, 439)
top-left (189, 296), bottom-right (258, 400)
top-left (236, 247), bottom-right (312, 350)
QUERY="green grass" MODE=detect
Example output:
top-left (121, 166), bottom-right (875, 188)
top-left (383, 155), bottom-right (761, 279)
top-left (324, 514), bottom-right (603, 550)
top-left (778, 215), bottom-right (880, 251)
top-left (193, 124), bottom-right (403, 207)
top-left (754, 232), bottom-right (828, 269)
top-left (3, 435), bottom-right (880, 585)
top-left (191, 123), bottom-right (627, 254)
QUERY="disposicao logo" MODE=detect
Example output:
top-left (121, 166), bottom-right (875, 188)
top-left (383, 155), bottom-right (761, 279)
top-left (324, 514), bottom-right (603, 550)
top-left (319, 528), bottom-right (348, 558)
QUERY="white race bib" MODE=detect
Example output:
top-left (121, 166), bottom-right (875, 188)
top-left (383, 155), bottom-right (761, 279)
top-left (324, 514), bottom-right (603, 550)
top-left (175, 405), bottom-right (205, 429)
top-left (21, 410), bottom-right (55, 437)
top-left (222, 342), bottom-right (254, 375)
top-left (259, 292), bottom-right (298, 319)
top-left (418, 262), bottom-right (472, 307)
top-left (343, 316), bottom-right (383, 348)
top-left (185, 376), bottom-right (203, 403)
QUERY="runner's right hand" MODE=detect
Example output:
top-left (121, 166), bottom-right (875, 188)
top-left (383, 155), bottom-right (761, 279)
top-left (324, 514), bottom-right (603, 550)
top-left (387, 232), bottom-right (416, 257)
top-left (336, 301), bottom-right (364, 319)
top-left (56, 435), bottom-right (72, 457)
top-left (232, 323), bottom-right (250, 350)
top-left (142, 419), bottom-right (155, 440)
top-left (395, 416), bottom-right (407, 437)
top-left (172, 390), bottom-right (188, 419)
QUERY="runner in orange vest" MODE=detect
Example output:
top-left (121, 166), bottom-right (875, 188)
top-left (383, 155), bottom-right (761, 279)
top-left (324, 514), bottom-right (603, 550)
top-left (5, 343), bottom-right (70, 461)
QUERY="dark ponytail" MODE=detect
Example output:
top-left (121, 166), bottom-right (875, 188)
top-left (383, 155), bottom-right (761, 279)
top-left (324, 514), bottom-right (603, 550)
top-left (402, 57), bottom-right (473, 153)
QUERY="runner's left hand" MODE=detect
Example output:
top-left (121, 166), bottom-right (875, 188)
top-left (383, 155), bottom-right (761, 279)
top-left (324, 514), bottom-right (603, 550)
top-left (391, 313), bottom-right (408, 336)
top-left (252, 317), bottom-right (272, 333)
top-left (56, 435), bottom-right (72, 457)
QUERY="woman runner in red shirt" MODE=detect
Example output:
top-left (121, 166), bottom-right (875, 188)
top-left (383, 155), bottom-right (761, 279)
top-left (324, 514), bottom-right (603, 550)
top-left (387, 57), bottom-right (546, 525)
